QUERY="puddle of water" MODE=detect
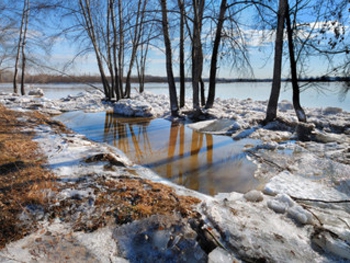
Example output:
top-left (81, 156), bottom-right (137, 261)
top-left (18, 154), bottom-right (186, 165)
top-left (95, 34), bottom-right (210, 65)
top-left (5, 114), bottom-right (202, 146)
top-left (56, 112), bottom-right (260, 195)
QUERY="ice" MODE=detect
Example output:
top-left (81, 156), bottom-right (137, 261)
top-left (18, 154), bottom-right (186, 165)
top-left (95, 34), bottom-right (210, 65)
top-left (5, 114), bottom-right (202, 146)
top-left (201, 198), bottom-right (322, 262)
top-left (28, 88), bottom-right (44, 97)
top-left (287, 204), bottom-right (314, 224)
top-left (243, 190), bottom-right (264, 202)
top-left (323, 106), bottom-right (343, 114)
top-left (112, 214), bottom-right (207, 262)
top-left (267, 194), bottom-right (314, 225)
top-left (278, 99), bottom-right (294, 111)
top-left (188, 119), bottom-right (241, 135)
top-left (312, 229), bottom-right (350, 260)
top-left (208, 247), bottom-right (238, 263)
top-left (1, 88), bottom-right (350, 262)
top-left (267, 193), bottom-right (294, 212)
top-left (264, 171), bottom-right (349, 201)
top-left (113, 98), bottom-right (153, 117)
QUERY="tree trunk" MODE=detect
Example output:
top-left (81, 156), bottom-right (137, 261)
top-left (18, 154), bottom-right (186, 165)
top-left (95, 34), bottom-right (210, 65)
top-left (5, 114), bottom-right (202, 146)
top-left (200, 78), bottom-right (205, 106)
top-left (20, 48), bottom-right (26, 95)
top-left (178, 0), bottom-right (186, 108)
top-left (285, 4), bottom-right (306, 122)
top-left (110, 0), bottom-right (121, 100)
top-left (118, 0), bottom-right (124, 99)
top-left (124, 0), bottom-right (146, 98)
top-left (136, 7), bottom-right (152, 94)
top-left (107, 0), bottom-right (119, 101)
top-left (160, 0), bottom-right (179, 117)
top-left (79, 0), bottom-right (111, 99)
top-left (20, 0), bottom-right (29, 96)
top-left (264, 0), bottom-right (287, 123)
top-left (13, 0), bottom-right (27, 94)
top-left (206, 0), bottom-right (227, 109)
top-left (192, 0), bottom-right (205, 112)
top-left (136, 34), bottom-right (149, 94)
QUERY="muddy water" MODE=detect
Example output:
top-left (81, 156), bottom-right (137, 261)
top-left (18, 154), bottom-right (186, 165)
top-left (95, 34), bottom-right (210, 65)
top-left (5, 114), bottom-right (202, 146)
top-left (56, 111), bottom-right (259, 195)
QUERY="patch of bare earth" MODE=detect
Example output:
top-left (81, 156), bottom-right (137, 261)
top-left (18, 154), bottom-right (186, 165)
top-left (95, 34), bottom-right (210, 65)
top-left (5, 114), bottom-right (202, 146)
top-left (0, 104), bottom-right (201, 249)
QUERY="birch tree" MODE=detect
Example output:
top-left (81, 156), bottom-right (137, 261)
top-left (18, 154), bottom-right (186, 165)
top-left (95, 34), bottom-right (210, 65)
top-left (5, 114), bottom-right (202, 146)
top-left (124, 0), bottom-right (148, 98)
top-left (0, 4), bottom-right (15, 83)
top-left (13, 0), bottom-right (30, 95)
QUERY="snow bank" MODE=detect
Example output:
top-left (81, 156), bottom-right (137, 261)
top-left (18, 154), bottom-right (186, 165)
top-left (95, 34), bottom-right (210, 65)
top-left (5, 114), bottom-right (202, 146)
top-left (114, 99), bottom-right (153, 117)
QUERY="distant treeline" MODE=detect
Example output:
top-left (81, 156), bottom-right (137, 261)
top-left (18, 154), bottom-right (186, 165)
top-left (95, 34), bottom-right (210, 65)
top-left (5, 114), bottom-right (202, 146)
top-left (0, 72), bottom-right (349, 84)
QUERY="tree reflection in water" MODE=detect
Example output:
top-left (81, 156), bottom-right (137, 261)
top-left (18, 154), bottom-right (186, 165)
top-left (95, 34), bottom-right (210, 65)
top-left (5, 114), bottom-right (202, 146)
top-left (103, 112), bottom-right (260, 196)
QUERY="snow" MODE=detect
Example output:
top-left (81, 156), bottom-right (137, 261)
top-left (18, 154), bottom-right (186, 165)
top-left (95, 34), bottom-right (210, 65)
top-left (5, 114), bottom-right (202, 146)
top-left (0, 89), bottom-right (350, 262)
top-left (114, 99), bottom-right (153, 117)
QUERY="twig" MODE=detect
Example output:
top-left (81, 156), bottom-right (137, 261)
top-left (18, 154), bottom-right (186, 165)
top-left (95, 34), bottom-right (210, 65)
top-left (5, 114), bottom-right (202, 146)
top-left (291, 196), bottom-right (350, 204)
top-left (338, 217), bottom-right (350, 229)
top-left (246, 149), bottom-right (293, 172)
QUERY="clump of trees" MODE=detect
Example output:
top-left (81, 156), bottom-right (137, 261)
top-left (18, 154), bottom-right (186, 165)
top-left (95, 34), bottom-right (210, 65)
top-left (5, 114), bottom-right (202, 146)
top-left (0, 0), bottom-right (349, 122)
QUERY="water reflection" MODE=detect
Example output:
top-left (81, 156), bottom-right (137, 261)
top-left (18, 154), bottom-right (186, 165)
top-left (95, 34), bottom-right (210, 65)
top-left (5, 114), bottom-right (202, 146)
top-left (57, 111), bottom-right (259, 195)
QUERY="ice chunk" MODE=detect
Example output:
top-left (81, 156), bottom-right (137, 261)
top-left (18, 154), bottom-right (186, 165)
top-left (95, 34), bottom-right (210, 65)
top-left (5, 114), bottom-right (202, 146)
top-left (28, 88), bottom-right (44, 97)
top-left (113, 214), bottom-right (207, 262)
top-left (243, 190), bottom-right (263, 202)
top-left (264, 171), bottom-right (349, 201)
top-left (278, 100), bottom-right (293, 112)
top-left (312, 229), bottom-right (350, 260)
top-left (208, 247), bottom-right (238, 263)
top-left (114, 99), bottom-right (153, 117)
top-left (188, 119), bottom-right (241, 135)
top-left (323, 107), bottom-right (343, 115)
top-left (267, 194), bottom-right (313, 225)
top-left (267, 193), bottom-right (294, 214)
top-left (287, 205), bottom-right (313, 225)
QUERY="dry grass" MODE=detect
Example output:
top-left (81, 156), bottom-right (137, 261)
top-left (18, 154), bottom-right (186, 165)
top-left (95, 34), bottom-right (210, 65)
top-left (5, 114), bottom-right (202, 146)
top-left (0, 103), bottom-right (201, 249)
top-left (0, 104), bottom-right (59, 248)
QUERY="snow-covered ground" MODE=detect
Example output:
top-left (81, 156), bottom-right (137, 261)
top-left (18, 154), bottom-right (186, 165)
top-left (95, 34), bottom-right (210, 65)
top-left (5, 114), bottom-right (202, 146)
top-left (0, 88), bottom-right (349, 262)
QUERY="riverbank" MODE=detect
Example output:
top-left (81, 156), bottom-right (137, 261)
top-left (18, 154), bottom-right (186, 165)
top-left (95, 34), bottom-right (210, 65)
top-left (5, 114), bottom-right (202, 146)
top-left (0, 90), bottom-right (349, 262)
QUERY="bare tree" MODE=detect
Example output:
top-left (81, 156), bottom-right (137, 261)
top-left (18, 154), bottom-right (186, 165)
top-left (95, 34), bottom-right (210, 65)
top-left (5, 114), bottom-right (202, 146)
top-left (205, 0), bottom-right (227, 109)
top-left (177, 0), bottom-right (186, 108)
top-left (160, 0), bottom-right (179, 117)
top-left (124, 0), bottom-right (148, 98)
top-left (263, 0), bottom-right (349, 123)
top-left (285, 2), bottom-right (306, 122)
top-left (13, 0), bottom-right (30, 95)
top-left (191, 0), bottom-right (205, 113)
top-left (264, 0), bottom-right (287, 123)
top-left (78, 0), bottom-right (113, 98)
top-left (0, 4), bottom-right (15, 83)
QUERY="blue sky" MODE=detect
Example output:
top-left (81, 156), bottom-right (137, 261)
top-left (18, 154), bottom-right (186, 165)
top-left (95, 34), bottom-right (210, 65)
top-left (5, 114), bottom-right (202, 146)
top-left (48, 1), bottom-right (349, 80)
top-left (54, 32), bottom-right (339, 80)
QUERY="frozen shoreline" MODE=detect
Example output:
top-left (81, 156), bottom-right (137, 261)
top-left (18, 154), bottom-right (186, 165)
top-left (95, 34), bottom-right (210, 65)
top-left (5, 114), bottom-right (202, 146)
top-left (0, 89), bottom-right (350, 262)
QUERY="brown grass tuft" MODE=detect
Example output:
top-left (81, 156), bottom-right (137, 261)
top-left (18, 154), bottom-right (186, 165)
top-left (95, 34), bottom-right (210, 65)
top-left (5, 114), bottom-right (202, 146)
top-left (0, 104), bottom-right (58, 248)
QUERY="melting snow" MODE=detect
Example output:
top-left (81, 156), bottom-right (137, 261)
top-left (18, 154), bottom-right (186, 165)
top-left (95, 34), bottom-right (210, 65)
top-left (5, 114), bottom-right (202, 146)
top-left (0, 89), bottom-right (350, 262)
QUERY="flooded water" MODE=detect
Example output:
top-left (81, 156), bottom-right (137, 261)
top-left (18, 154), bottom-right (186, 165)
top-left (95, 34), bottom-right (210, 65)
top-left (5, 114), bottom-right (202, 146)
top-left (56, 111), bottom-right (259, 195)
top-left (3, 81), bottom-right (349, 195)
